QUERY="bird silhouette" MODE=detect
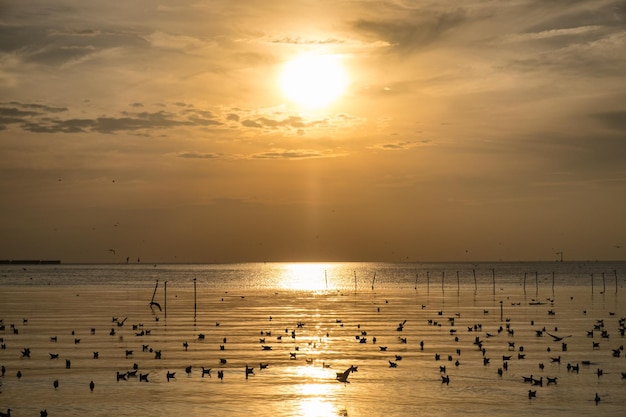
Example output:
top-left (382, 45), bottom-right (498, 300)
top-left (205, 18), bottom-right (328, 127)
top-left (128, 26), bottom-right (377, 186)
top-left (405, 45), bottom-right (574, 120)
top-left (546, 332), bottom-right (571, 342)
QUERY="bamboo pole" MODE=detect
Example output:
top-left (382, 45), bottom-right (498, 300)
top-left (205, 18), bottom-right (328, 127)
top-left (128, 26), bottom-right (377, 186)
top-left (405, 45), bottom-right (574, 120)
top-left (473, 269), bottom-right (477, 292)
top-left (442, 271), bottom-right (445, 293)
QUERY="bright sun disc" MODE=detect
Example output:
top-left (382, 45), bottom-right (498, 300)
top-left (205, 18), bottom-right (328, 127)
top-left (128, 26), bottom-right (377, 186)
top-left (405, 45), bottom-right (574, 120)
top-left (280, 53), bottom-right (348, 109)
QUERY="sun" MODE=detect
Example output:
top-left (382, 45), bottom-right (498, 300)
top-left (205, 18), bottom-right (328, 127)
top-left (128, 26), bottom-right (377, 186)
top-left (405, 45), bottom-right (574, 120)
top-left (279, 53), bottom-right (348, 109)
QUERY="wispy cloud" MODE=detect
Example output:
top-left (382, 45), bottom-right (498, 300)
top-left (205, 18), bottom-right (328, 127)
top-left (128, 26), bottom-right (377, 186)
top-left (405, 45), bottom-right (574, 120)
top-left (370, 141), bottom-right (425, 151)
top-left (250, 148), bottom-right (345, 160)
top-left (177, 151), bottom-right (221, 159)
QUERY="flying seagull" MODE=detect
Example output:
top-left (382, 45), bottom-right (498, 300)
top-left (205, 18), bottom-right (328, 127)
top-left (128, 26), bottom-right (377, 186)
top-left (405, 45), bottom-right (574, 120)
top-left (149, 280), bottom-right (162, 311)
top-left (546, 332), bottom-right (572, 342)
top-left (108, 249), bottom-right (116, 255)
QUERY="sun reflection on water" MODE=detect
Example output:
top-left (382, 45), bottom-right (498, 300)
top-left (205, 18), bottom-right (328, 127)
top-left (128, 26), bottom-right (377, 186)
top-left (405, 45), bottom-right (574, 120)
top-left (294, 366), bottom-right (342, 417)
top-left (298, 397), bottom-right (338, 417)
top-left (277, 263), bottom-right (339, 291)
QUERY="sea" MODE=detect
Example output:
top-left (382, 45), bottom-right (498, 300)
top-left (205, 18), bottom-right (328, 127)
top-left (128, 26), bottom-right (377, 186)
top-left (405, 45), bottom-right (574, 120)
top-left (1, 261), bottom-right (625, 416)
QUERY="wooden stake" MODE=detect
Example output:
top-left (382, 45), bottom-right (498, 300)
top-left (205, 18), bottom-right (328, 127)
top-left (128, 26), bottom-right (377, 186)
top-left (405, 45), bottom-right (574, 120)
top-left (442, 271), bottom-right (445, 293)
top-left (473, 269), bottom-right (477, 292)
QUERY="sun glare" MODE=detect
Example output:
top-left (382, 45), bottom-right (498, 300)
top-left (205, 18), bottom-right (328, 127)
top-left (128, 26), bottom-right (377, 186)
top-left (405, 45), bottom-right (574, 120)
top-left (279, 53), bottom-right (348, 109)
top-left (277, 263), bottom-right (335, 291)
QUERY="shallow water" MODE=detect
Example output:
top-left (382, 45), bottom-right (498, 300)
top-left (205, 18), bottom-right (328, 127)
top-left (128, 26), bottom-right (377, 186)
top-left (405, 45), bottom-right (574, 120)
top-left (1, 262), bottom-right (626, 416)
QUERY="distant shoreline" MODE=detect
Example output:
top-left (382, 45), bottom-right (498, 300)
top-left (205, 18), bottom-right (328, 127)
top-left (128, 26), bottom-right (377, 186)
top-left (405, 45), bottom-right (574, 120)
top-left (0, 259), bottom-right (61, 264)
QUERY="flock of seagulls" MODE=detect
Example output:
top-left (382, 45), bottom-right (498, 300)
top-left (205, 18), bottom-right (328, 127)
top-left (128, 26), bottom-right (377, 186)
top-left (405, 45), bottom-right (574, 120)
top-left (1, 287), bottom-right (625, 414)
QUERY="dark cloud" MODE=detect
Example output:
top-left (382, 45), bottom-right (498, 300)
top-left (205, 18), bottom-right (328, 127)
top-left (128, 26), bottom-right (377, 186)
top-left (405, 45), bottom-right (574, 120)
top-left (241, 119), bottom-right (263, 128)
top-left (0, 24), bottom-right (148, 66)
top-left (181, 108), bottom-right (222, 126)
top-left (0, 106), bottom-right (39, 118)
top-left (95, 111), bottom-right (191, 133)
top-left (593, 110), bottom-right (626, 132)
top-left (352, 8), bottom-right (467, 51)
top-left (0, 103), bottom-right (226, 134)
top-left (240, 115), bottom-right (306, 129)
top-left (7, 102), bottom-right (68, 113)
top-left (22, 118), bottom-right (94, 133)
top-left (524, 0), bottom-right (626, 33)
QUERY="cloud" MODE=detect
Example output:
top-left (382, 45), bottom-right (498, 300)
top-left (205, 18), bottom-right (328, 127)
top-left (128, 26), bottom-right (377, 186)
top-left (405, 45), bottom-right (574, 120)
top-left (0, 102), bottom-right (228, 134)
top-left (251, 149), bottom-right (327, 159)
top-left (261, 34), bottom-right (391, 50)
top-left (352, 8), bottom-right (468, 51)
top-left (7, 102), bottom-right (68, 113)
top-left (593, 110), bottom-right (626, 132)
top-left (0, 24), bottom-right (148, 67)
top-left (370, 141), bottom-right (423, 151)
top-left (177, 151), bottom-right (221, 159)
top-left (240, 116), bottom-right (305, 129)
top-left (241, 119), bottom-right (263, 128)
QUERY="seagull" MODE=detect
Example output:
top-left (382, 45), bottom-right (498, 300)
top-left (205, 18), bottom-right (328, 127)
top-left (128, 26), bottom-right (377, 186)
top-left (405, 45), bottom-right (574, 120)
top-left (336, 365), bottom-right (358, 383)
top-left (108, 249), bottom-right (116, 255)
top-left (546, 332), bottom-right (571, 342)
top-left (90, 380), bottom-right (95, 392)
top-left (397, 320), bottom-right (407, 331)
top-left (53, 379), bottom-right (59, 389)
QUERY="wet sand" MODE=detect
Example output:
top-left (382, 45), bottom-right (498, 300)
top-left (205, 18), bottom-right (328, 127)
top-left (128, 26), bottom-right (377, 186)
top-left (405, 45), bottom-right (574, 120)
top-left (1, 283), bottom-right (625, 416)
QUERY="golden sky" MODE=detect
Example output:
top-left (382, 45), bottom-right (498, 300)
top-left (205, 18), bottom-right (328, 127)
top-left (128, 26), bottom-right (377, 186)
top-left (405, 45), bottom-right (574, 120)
top-left (1, 1), bottom-right (625, 263)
